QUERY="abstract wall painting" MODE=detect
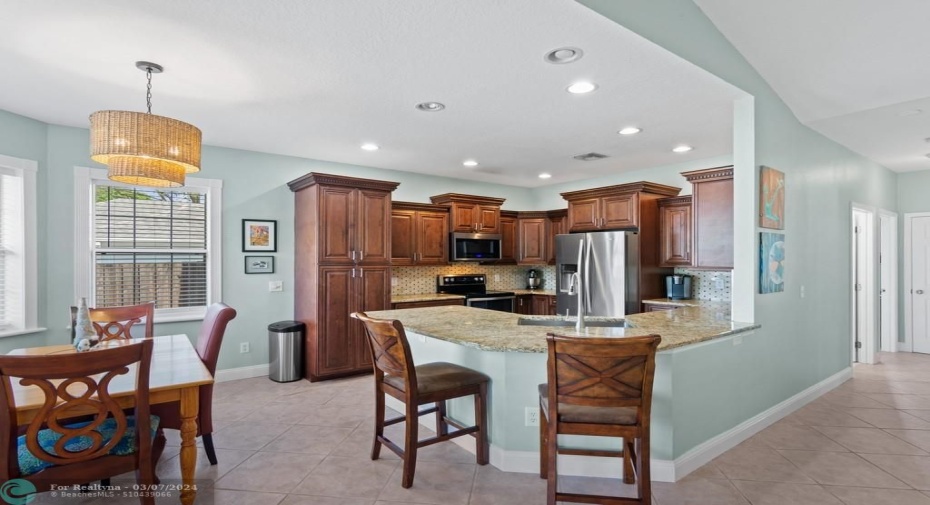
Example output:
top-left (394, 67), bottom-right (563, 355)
top-left (760, 232), bottom-right (785, 294)
top-left (760, 166), bottom-right (785, 229)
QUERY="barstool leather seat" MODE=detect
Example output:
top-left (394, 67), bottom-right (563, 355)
top-left (538, 384), bottom-right (638, 426)
top-left (385, 363), bottom-right (490, 394)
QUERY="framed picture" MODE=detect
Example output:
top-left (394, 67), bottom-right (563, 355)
top-left (242, 219), bottom-right (277, 252)
top-left (245, 255), bottom-right (275, 274)
top-left (759, 166), bottom-right (785, 229)
top-left (760, 232), bottom-right (785, 294)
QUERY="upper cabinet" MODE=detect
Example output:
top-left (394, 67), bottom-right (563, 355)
top-left (391, 202), bottom-right (449, 266)
top-left (561, 182), bottom-right (681, 232)
top-left (499, 211), bottom-right (518, 264)
top-left (546, 209), bottom-right (567, 265)
top-left (682, 166), bottom-right (733, 269)
top-left (517, 211), bottom-right (548, 265)
top-left (657, 196), bottom-right (692, 267)
top-left (430, 193), bottom-right (505, 234)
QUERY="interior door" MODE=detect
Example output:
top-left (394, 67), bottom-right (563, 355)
top-left (912, 216), bottom-right (930, 353)
top-left (852, 210), bottom-right (868, 362)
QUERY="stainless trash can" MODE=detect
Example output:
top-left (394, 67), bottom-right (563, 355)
top-left (268, 320), bottom-right (305, 382)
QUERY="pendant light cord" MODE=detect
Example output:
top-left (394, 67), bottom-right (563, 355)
top-left (145, 67), bottom-right (153, 114)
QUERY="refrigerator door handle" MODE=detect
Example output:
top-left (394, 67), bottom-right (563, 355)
top-left (584, 236), bottom-right (593, 315)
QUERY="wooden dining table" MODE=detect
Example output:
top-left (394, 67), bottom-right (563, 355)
top-left (7, 334), bottom-right (213, 505)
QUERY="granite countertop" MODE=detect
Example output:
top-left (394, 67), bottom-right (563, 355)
top-left (511, 289), bottom-right (556, 296)
top-left (366, 304), bottom-right (759, 353)
top-left (391, 293), bottom-right (466, 304)
top-left (642, 298), bottom-right (723, 308)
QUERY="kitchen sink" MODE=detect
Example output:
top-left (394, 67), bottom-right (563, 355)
top-left (517, 317), bottom-right (625, 328)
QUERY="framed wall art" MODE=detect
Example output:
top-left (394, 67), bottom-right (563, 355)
top-left (760, 166), bottom-right (785, 229)
top-left (760, 232), bottom-right (785, 294)
top-left (245, 255), bottom-right (275, 274)
top-left (242, 219), bottom-right (277, 252)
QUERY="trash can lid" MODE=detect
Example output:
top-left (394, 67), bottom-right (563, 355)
top-left (268, 320), bottom-right (306, 332)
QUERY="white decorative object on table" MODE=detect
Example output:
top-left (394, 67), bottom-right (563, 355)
top-left (73, 297), bottom-right (96, 350)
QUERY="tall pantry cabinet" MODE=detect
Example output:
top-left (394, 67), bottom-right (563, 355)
top-left (288, 173), bottom-right (399, 381)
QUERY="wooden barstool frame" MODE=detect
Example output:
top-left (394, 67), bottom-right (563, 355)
top-left (540, 333), bottom-right (661, 505)
top-left (351, 312), bottom-right (490, 488)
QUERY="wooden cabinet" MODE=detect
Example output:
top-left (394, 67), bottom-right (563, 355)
top-left (499, 211), bottom-right (518, 264)
top-left (643, 302), bottom-right (677, 312)
top-left (561, 182), bottom-right (680, 232)
top-left (658, 196), bottom-right (693, 267)
top-left (430, 193), bottom-right (505, 234)
top-left (517, 212), bottom-right (548, 265)
top-left (531, 295), bottom-right (552, 316)
top-left (546, 209), bottom-right (567, 265)
top-left (289, 173), bottom-right (398, 381)
top-left (516, 294), bottom-right (556, 315)
top-left (682, 166), bottom-right (733, 269)
top-left (391, 202), bottom-right (449, 266)
top-left (515, 294), bottom-right (533, 315)
top-left (392, 298), bottom-right (464, 310)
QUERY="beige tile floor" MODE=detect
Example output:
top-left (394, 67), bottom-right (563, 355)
top-left (34, 352), bottom-right (930, 504)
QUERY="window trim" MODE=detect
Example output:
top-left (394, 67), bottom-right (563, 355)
top-left (0, 154), bottom-right (41, 338)
top-left (74, 167), bottom-right (223, 323)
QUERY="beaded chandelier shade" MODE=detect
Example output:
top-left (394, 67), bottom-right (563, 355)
top-left (89, 62), bottom-right (201, 188)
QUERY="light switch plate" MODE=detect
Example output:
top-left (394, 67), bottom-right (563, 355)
top-left (391, 276), bottom-right (399, 286)
top-left (268, 280), bottom-right (283, 292)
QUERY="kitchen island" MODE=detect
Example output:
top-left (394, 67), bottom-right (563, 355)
top-left (365, 303), bottom-right (761, 481)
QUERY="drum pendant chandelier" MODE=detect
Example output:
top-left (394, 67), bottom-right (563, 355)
top-left (89, 61), bottom-right (201, 188)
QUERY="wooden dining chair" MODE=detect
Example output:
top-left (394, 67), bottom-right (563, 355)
top-left (539, 333), bottom-right (661, 505)
top-left (151, 303), bottom-right (237, 466)
top-left (351, 312), bottom-right (490, 488)
top-left (0, 339), bottom-right (158, 504)
top-left (70, 301), bottom-right (156, 342)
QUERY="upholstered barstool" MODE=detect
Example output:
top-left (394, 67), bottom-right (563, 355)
top-left (351, 312), bottom-right (490, 488)
top-left (539, 333), bottom-right (661, 505)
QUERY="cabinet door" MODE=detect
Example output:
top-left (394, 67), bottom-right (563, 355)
top-left (390, 209), bottom-right (417, 266)
top-left (531, 295), bottom-right (550, 316)
top-left (417, 211), bottom-right (449, 265)
top-left (478, 205), bottom-right (501, 233)
top-left (567, 198), bottom-right (600, 232)
top-left (547, 214), bottom-right (566, 265)
top-left (518, 218), bottom-right (547, 265)
top-left (659, 204), bottom-right (692, 266)
top-left (602, 193), bottom-right (638, 229)
top-left (357, 190), bottom-right (391, 265)
top-left (319, 186), bottom-right (356, 264)
top-left (499, 215), bottom-right (518, 264)
top-left (354, 266), bottom-right (391, 369)
top-left (547, 295), bottom-right (557, 316)
top-left (515, 295), bottom-right (533, 315)
top-left (317, 267), bottom-right (356, 376)
top-left (450, 203), bottom-right (479, 233)
top-left (693, 178), bottom-right (734, 268)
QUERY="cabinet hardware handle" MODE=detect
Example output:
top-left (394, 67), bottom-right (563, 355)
top-left (352, 250), bottom-right (356, 261)
top-left (359, 267), bottom-right (363, 278)
top-left (359, 250), bottom-right (364, 261)
top-left (352, 268), bottom-right (356, 278)
top-left (918, 290), bottom-right (925, 295)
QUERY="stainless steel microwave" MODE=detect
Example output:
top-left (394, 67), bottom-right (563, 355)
top-left (450, 232), bottom-right (502, 261)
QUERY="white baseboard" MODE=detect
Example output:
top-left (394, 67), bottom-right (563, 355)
top-left (388, 366), bottom-right (852, 482)
top-left (214, 364), bottom-right (269, 383)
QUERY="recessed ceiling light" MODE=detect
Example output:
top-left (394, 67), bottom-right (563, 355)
top-left (544, 47), bottom-right (584, 64)
top-left (538, 173), bottom-right (552, 179)
top-left (672, 145), bottom-right (693, 153)
top-left (899, 109), bottom-right (923, 117)
top-left (415, 102), bottom-right (445, 112)
top-left (360, 143), bottom-right (379, 151)
top-left (567, 81), bottom-right (597, 94)
top-left (618, 127), bottom-right (642, 135)
top-left (463, 160), bottom-right (479, 167)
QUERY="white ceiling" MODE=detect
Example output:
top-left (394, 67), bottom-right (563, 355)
top-left (695, 0), bottom-right (930, 173)
top-left (0, 0), bottom-right (745, 188)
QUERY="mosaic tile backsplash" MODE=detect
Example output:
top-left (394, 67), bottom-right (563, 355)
top-left (672, 268), bottom-right (731, 301)
top-left (392, 265), bottom-right (557, 295)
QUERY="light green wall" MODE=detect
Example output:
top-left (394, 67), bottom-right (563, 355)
top-left (580, 0), bottom-right (898, 457)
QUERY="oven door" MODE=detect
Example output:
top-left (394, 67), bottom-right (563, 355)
top-left (466, 296), bottom-right (515, 313)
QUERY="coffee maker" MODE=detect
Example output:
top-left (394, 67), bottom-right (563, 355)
top-left (665, 274), bottom-right (692, 300)
top-left (527, 269), bottom-right (542, 289)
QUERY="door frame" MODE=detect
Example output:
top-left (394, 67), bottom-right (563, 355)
top-left (879, 210), bottom-right (898, 353)
top-left (851, 204), bottom-right (876, 364)
top-left (903, 212), bottom-right (930, 353)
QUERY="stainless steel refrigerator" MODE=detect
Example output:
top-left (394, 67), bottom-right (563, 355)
top-left (555, 231), bottom-right (640, 317)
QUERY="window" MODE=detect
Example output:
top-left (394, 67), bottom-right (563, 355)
top-left (0, 154), bottom-right (39, 337)
top-left (75, 168), bottom-right (222, 322)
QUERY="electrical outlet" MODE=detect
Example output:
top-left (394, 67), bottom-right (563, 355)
top-left (494, 274), bottom-right (501, 282)
top-left (240, 342), bottom-right (250, 353)
top-left (715, 277), bottom-right (725, 289)
top-left (800, 285), bottom-right (806, 298)
top-left (268, 280), bottom-right (283, 292)
top-left (391, 276), bottom-right (399, 287)
top-left (525, 407), bottom-right (539, 427)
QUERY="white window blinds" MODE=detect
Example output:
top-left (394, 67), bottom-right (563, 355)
top-left (92, 186), bottom-right (209, 310)
top-left (0, 166), bottom-right (26, 331)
